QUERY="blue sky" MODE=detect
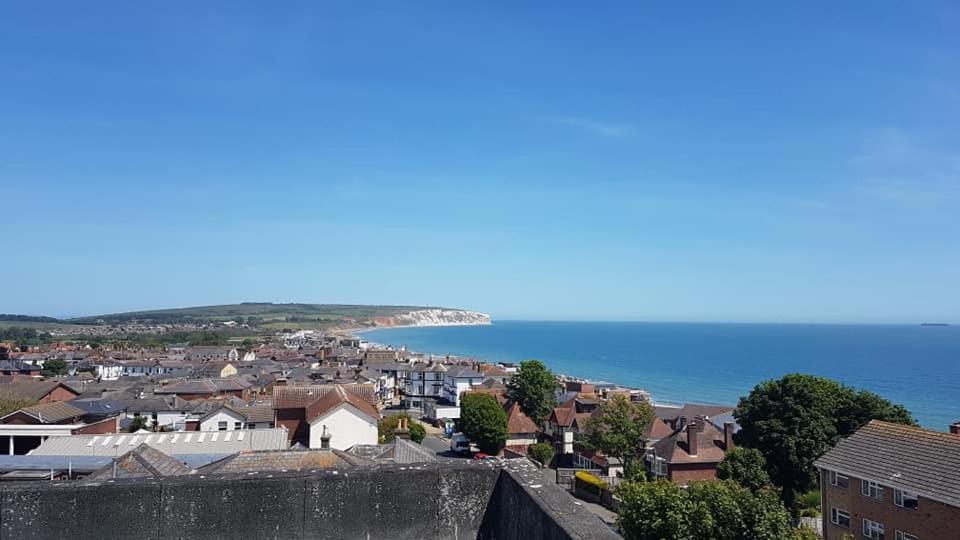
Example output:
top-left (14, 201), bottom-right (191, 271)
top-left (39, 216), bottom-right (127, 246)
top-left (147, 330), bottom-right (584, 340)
top-left (2, 2), bottom-right (958, 322)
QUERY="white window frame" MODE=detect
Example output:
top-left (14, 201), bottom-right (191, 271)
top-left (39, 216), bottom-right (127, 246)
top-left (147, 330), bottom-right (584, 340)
top-left (895, 531), bottom-right (917, 540)
top-left (862, 518), bottom-right (884, 540)
top-left (893, 488), bottom-right (918, 510)
top-left (829, 470), bottom-right (849, 488)
top-left (830, 507), bottom-right (850, 528)
top-left (217, 421), bottom-right (227, 431)
top-left (861, 479), bottom-right (883, 500)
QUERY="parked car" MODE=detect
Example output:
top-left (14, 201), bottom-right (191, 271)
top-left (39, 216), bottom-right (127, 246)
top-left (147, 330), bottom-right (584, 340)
top-left (450, 433), bottom-right (471, 454)
top-left (472, 452), bottom-right (497, 461)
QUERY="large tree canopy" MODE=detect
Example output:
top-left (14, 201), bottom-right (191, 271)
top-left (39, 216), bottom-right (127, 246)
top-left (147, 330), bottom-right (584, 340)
top-left (459, 393), bottom-right (508, 454)
top-left (735, 373), bottom-right (915, 508)
top-left (584, 394), bottom-right (655, 471)
top-left (617, 479), bottom-right (793, 540)
top-left (506, 359), bottom-right (559, 426)
top-left (716, 447), bottom-right (771, 493)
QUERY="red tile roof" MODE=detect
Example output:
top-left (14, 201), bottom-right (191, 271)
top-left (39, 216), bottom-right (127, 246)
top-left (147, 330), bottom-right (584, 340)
top-left (506, 402), bottom-right (538, 434)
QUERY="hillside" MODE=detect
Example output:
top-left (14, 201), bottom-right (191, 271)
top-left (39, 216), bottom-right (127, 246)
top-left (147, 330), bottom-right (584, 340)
top-left (67, 303), bottom-right (442, 325)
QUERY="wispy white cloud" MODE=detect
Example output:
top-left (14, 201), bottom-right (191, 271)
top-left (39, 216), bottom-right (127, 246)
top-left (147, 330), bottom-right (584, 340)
top-left (545, 116), bottom-right (634, 137)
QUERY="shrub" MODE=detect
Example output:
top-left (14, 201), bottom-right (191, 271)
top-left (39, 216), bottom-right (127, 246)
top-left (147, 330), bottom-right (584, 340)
top-left (409, 421), bottom-right (426, 444)
top-left (528, 442), bottom-right (555, 466)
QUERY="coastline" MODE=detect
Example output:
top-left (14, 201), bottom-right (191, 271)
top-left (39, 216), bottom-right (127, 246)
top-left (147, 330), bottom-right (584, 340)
top-left (346, 321), bottom-right (493, 335)
top-left (354, 324), bottom-right (719, 410)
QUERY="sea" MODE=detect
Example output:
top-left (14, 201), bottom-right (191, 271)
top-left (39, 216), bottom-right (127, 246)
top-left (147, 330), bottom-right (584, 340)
top-left (359, 321), bottom-right (960, 430)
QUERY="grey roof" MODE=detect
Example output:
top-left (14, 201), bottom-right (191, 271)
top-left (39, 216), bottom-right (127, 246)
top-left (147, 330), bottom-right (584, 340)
top-left (29, 429), bottom-right (289, 457)
top-left (68, 398), bottom-right (125, 416)
top-left (815, 420), bottom-right (960, 507)
top-left (0, 454), bottom-right (225, 473)
top-left (347, 438), bottom-right (437, 464)
top-left (116, 396), bottom-right (192, 413)
top-left (445, 367), bottom-right (483, 379)
top-left (84, 443), bottom-right (193, 481)
top-left (197, 449), bottom-right (375, 473)
top-left (654, 403), bottom-right (734, 421)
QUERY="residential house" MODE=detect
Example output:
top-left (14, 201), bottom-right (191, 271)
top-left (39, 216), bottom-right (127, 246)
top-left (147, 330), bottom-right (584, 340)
top-left (0, 360), bottom-right (40, 377)
top-left (441, 367), bottom-right (485, 407)
top-left (186, 347), bottom-right (239, 362)
top-left (504, 401), bottom-right (538, 455)
top-left (815, 420), bottom-right (960, 540)
top-left (400, 362), bottom-right (447, 409)
top-left (646, 418), bottom-right (735, 485)
top-left (153, 378), bottom-right (251, 401)
top-left (198, 403), bottom-right (275, 432)
top-left (120, 360), bottom-right (161, 378)
top-left (90, 360), bottom-right (124, 381)
top-left (305, 385), bottom-right (380, 450)
top-left (545, 400), bottom-right (594, 466)
top-left (194, 361), bottom-right (238, 379)
top-left (67, 398), bottom-right (124, 423)
top-left (116, 396), bottom-right (192, 430)
top-left (0, 379), bottom-right (80, 403)
top-left (273, 384), bottom-right (378, 446)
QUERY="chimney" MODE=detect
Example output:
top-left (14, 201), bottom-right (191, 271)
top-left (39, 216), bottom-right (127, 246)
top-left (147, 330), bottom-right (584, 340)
top-left (950, 422), bottom-right (960, 435)
top-left (687, 421), bottom-right (699, 456)
top-left (320, 425), bottom-right (331, 449)
top-left (395, 417), bottom-right (411, 440)
top-left (723, 421), bottom-right (735, 450)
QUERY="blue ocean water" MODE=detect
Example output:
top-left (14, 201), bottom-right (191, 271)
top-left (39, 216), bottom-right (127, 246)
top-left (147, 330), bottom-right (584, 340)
top-left (360, 321), bottom-right (960, 430)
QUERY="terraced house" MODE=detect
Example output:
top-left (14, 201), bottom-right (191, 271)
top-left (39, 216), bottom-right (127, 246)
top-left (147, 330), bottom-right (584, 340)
top-left (815, 420), bottom-right (960, 540)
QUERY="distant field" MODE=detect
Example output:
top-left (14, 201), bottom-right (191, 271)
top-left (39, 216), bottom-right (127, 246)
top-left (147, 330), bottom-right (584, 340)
top-left (0, 320), bottom-right (87, 331)
top-left (66, 303), bottom-right (443, 325)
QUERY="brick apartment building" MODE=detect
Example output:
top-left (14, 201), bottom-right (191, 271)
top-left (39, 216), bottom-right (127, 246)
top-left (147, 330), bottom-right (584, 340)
top-left (815, 420), bottom-right (960, 540)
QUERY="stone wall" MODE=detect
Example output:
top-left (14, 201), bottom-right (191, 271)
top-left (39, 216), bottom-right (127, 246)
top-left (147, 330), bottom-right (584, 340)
top-left (0, 460), bottom-right (618, 539)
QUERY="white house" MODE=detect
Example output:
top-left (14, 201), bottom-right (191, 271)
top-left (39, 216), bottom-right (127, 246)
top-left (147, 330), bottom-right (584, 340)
top-left (441, 367), bottom-right (485, 406)
top-left (198, 404), bottom-right (275, 431)
top-left (93, 360), bottom-right (123, 381)
top-left (306, 386), bottom-right (379, 450)
top-left (401, 363), bottom-right (447, 409)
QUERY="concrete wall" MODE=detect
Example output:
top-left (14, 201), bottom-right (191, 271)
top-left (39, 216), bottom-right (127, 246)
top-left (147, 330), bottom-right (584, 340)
top-left (0, 461), bottom-right (618, 539)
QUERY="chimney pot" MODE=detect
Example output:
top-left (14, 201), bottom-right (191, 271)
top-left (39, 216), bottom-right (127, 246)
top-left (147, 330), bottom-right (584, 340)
top-left (950, 422), bottom-right (960, 435)
top-left (687, 421), bottom-right (699, 456)
top-left (723, 421), bottom-right (735, 450)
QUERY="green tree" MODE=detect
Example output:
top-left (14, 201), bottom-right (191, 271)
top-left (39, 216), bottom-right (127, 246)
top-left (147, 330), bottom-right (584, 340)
top-left (617, 480), bottom-right (694, 540)
top-left (459, 393), bottom-right (508, 454)
top-left (409, 422), bottom-right (426, 444)
top-left (506, 360), bottom-right (559, 426)
top-left (527, 442), bottom-right (555, 466)
top-left (0, 396), bottom-right (37, 417)
top-left (717, 447), bottom-right (771, 492)
top-left (127, 416), bottom-right (150, 432)
top-left (40, 358), bottom-right (68, 377)
top-left (735, 374), bottom-right (915, 509)
top-left (617, 479), bottom-right (791, 540)
top-left (584, 394), bottom-right (655, 472)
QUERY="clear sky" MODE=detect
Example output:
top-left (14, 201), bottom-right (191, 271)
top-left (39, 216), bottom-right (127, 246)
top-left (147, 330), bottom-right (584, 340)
top-left (2, 2), bottom-right (958, 323)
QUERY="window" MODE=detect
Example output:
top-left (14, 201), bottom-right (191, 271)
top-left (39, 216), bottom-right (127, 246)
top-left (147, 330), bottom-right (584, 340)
top-left (234, 421), bottom-right (242, 430)
top-left (217, 421), bottom-right (227, 431)
top-left (893, 489), bottom-right (918, 510)
top-left (248, 423), bottom-right (256, 429)
top-left (829, 470), bottom-right (850, 488)
top-left (830, 508), bottom-right (850, 528)
top-left (863, 519), bottom-right (884, 540)
top-left (895, 532), bottom-right (917, 540)
top-left (269, 422), bottom-right (275, 428)
top-left (862, 480), bottom-right (883, 500)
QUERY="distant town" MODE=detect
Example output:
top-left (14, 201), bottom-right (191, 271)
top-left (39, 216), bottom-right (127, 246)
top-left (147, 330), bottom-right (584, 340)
top-left (0, 304), bottom-right (954, 539)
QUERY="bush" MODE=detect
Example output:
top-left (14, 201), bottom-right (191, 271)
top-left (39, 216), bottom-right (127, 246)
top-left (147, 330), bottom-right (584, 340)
top-left (409, 422), bottom-right (426, 444)
top-left (528, 442), bottom-right (555, 466)
top-left (800, 507), bottom-right (818, 518)
top-left (575, 470), bottom-right (608, 495)
top-left (798, 489), bottom-right (820, 511)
